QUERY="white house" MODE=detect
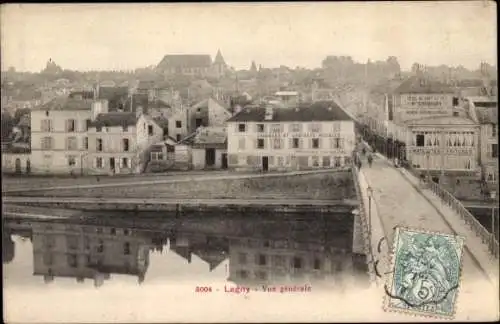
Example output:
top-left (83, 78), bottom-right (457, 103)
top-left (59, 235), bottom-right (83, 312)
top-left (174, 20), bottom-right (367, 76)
top-left (30, 96), bottom-right (94, 174)
top-left (86, 102), bottom-right (163, 175)
top-left (226, 101), bottom-right (356, 172)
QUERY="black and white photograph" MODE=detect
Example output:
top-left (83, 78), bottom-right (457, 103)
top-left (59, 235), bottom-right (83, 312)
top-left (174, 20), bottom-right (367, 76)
top-left (1, 2), bottom-right (498, 322)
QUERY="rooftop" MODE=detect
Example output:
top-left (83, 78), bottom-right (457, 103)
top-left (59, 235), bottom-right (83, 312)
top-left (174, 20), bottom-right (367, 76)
top-left (475, 107), bottom-right (498, 125)
top-left (89, 112), bottom-right (139, 128)
top-left (157, 54), bottom-right (212, 69)
top-left (33, 96), bottom-right (94, 111)
top-left (97, 86), bottom-right (129, 101)
top-left (406, 115), bottom-right (476, 126)
top-left (393, 76), bottom-right (454, 94)
top-left (227, 100), bottom-right (353, 123)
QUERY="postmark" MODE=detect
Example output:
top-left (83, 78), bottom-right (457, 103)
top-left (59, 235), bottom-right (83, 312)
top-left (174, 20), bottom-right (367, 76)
top-left (383, 226), bottom-right (465, 319)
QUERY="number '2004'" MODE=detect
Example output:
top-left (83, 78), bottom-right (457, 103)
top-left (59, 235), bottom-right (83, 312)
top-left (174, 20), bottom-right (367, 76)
top-left (195, 286), bottom-right (212, 292)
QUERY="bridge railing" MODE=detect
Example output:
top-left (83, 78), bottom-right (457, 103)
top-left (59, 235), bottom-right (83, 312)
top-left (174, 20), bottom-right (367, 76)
top-left (403, 164), bottom-right (499, 259)
top-left (350, 165), bottom-right (376, 281)
top-left (426, 179), bottom-right (499, 258)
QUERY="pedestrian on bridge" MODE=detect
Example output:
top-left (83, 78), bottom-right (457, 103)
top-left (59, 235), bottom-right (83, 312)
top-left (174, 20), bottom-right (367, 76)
top-left (367, 154), bottom-right (373, 168)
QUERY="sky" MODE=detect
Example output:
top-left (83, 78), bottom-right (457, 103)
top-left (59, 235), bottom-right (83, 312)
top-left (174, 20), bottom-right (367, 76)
top-left (1, 2), bottom-right (497, 72)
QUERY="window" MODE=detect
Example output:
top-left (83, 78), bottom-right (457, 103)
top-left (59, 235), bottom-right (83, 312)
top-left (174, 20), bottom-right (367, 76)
top-left (270, 124), bottom-right (281, 133)
top-left (238, 253), bottom-right (247, 265)
top-left (176, 134), bottom-right (181, 141)
top-left (148, 125), bottom-right (154, 136)
top-left (309, 123), bottom-right (321, 132)
top-left (195, 118), bottom-right (203, 128)
top-left (257, 254), bottom-right (267, 266)
top-left (43, 235), bottom-right (55, 249)
top-left (67, 254), bottom-right (78, 268)
top-left (492, 144), bottom-right (498, 158)
top-left (66, 136), bottom-right (77, 150)
top-left (292, 138), bottom-right (299, 149)
top-left (41, 137), bottom-right (53, 150)
top-left (293, 257), bottom-right (302, 269)
top-left (85, 119), bottom-right (91, 131)
top-left (238, 138), bottom-right (246, 150)
top-left (452, 97), bottom-right (459, 106)
top-left (290, 124), bottom-right (301, 133)
top-left (257, 138), bottom-right (265, 149)
top-left (83, 137), bottom-right (88, 150)
top-left (238, 270), bottom-right (249, 279)
top-left (314, 258), bottom-right (321, 270)
top-left (238, 123), bottom-right (246, 132)
top-left (96, 138), bottom-right (103, 152)
top-left (312, 138), bottom-right (320, 149)
top-left (110, 228), bottom-right (116, 235)
top-left (122, 157), bottom-right (129, 168)
top-left (492, 125), bottom-right (497, 138)
top-left (67, 155), bottom-right (76, 166)
top-left (176, 120), bottom-right (182, 128)
top-left (334, 156), bottom-right (341, 167)
top-left (274, 255), bottom-right (285, 267)
top-left (97, 239), bottom-right (104, 253)
top-left (67, 236), bottom-right (79, 250)
top-left (96, 126), bottom-right (102, 132)
top-left (255, 271), bottom-right (268, 280)
top-left (323, 156), bottom-right (331, 167)
top-left (123, 242), bottom-right (131, 255)
top-left (273, 138), bottom-right (282, 149)
top-left (151, 152), bottom-right (164, 161)
top-left (257, 124), bottom-right (265, 132)
top-left (66, 119), bottom-right (76, 132)
top-left (96, 157), bottom-right (103, 168)
top-left (123, 138), bottom-right (129, 152)
top-left (312, 156), bottom-right (319, 167)
top-left (41, 119), bottom-right (52, 132)
top-left (416, 134), bottom-right (425, 147)
top-left (123, 125), bottom-right (128, 132)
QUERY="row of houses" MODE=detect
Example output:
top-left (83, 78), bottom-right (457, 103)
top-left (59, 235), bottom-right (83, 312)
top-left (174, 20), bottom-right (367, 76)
top-left (2, 85), bottom-right (359, 175)
top-left (357, 67), bottom-right (498, 196)
top-left (1, 84), bottom-right (237, 175)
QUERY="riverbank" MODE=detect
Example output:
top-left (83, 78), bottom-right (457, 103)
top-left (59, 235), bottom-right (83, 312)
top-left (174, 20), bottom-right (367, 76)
top-left (5, 170), bottom-right (356, 201)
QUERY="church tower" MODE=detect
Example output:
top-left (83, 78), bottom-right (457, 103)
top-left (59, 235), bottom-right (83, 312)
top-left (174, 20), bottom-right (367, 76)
top-left (213, 49), bottom-right (227, 78)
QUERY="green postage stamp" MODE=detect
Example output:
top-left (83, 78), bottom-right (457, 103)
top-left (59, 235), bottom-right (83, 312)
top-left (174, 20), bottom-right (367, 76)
top-left (384, 226), bottom-right (465, 318)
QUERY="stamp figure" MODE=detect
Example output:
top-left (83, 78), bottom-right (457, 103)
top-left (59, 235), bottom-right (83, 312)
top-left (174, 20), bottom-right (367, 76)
top-left (384, 226), bottom-right (465, 318)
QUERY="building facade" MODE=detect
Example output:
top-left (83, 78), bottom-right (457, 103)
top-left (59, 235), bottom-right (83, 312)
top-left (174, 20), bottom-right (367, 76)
top-left (86, 110), bottom-right (163, 175)
top-left (405, 116), bottom-right (480, 178)
top-left (226, 102), bottom-right (356, 172)
top-left (30, 97), bottom-right (93, 174)
top-left (467, 97), bottom-right (498, 190)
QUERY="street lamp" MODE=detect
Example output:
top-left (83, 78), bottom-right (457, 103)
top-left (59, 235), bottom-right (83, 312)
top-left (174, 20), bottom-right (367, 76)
top-left (490, 190), bottom-right (497, 253)
top-left (425, 151), bottom-right (431, 183)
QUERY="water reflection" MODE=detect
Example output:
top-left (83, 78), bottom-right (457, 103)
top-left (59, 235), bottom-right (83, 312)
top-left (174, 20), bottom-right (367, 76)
top-left (3, 212), bottom-right (369, 289)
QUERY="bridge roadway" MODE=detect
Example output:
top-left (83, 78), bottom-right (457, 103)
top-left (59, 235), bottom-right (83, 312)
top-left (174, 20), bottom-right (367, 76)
top-left (356, 151), bottom-right (499, 297)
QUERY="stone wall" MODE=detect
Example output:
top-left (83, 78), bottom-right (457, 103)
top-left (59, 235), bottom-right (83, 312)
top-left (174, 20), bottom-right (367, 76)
top-left (18, 171), bottom-right (357, 200)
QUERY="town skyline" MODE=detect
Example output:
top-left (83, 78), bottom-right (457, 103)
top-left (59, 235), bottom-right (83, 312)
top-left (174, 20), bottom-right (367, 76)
top-left (1, 2), bottom-right (497, 73)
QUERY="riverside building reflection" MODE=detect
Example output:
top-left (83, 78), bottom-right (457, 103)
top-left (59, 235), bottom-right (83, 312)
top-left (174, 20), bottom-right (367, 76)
top-left (30, 221), bottom-right (153, 287)
top-left (3, 211), bottom-right (369, 289)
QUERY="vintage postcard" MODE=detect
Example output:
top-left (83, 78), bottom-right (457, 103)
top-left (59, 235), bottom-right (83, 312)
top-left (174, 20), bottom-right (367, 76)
top-left (384, 226), bottom-right (465, 319)
top-left (1, 2), bottom-right (498, 323)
